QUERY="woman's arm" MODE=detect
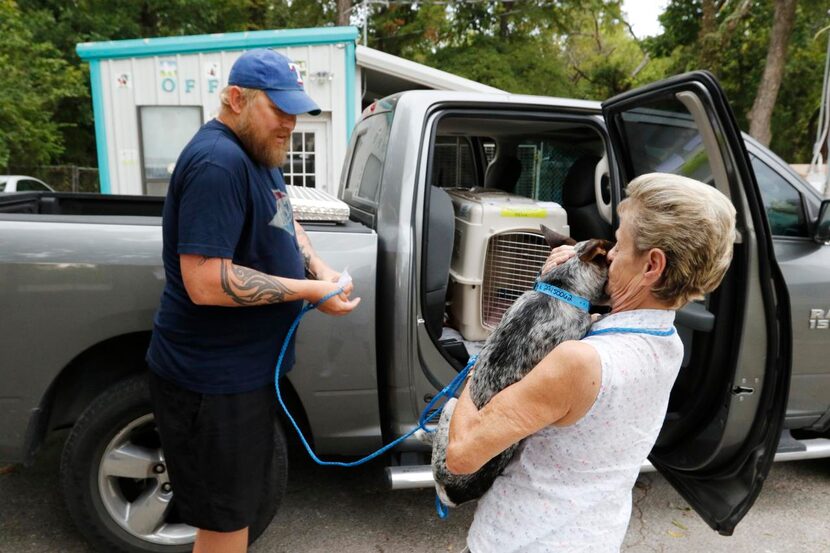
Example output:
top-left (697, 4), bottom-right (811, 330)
top-left (445, 340), bottom-right (602, 475)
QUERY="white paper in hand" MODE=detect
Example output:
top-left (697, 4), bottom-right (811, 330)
top-left (337, 268), bottom-right (352, 288)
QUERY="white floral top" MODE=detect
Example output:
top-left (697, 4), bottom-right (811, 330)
top-left (467, 309), bottom-right (683, 553)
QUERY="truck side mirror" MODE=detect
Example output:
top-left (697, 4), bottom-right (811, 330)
top-left (815, 199), bottom-right (830, 245)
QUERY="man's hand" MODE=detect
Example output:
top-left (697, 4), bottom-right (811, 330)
top-left (541, 244), bottom-right (576, 275)
top-left (307, 280), bottom-right (360, 316)
top-left (315, 266), bottom-right (342, 283)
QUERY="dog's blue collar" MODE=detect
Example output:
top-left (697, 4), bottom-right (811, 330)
top-left (533, 282), bottom-right (591, 312)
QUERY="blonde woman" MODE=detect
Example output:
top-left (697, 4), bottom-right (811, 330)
top-left (447, 173), bottom-right (737, 553)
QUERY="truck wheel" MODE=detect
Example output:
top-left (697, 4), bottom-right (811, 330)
top-left (60, 374), bottom-right (287, 553)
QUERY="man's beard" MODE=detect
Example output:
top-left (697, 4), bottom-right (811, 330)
top-left (235, 109), bottom-right (289, 168)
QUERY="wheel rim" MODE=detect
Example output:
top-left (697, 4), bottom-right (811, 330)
top-left (97, 413), bottom-right (196, 546)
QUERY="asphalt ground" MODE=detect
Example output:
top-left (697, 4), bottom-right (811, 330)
top-left (2, 430), bottom-right (829, 553)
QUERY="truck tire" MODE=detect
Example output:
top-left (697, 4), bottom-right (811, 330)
top-left (60, 374), bottom-right (287, 553)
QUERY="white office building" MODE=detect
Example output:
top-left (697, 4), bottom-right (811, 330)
top-left (76, 26), bottom-right (500, 196)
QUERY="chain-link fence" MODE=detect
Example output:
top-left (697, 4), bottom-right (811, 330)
top-left (4, 165), bottom-right (100, 193)
top-left (516, 142), bottom-right (582, 204)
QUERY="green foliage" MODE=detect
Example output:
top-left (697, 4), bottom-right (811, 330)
top-left (0, 0), bottom-right (84, 167)
top-left (366, 0), bottom-right (651, 99)
top-left (647, 0), bottom-right (830, 162)
top-left (561, 7), bottom-right (666, 98)
top-left (12, 0), bottom-right (338, 167)
top-left (428, 34), bottom-right (572, 96)
top-left (2, 0), bottom-right (825, 167)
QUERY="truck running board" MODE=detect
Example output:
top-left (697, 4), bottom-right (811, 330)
top-left (386, 436), bottom-right (830, 490)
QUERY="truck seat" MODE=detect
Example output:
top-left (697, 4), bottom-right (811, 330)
top-left (562, 155), bottom-right (612, 241)
top-left (424, 186), bottom-right (455, 338)
top-left (483, 154), bottom-right (522, 192)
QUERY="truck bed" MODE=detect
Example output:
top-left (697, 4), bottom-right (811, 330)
top-left (0, 192), bottom-right (164, 217)
top-left (0, 192), bottom-right (372, 233)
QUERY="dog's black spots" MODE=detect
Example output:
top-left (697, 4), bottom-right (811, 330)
top-left (431, 239), bottom-right (610, 507)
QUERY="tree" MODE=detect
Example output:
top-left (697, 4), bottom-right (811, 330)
top-left (647, 0), bottom-right (830, 162)
top-left (364, 0), bottom-right (650, 99)
top-left (560, 6), bottom-right (670, 99)
top-left (0, 0), bottom-right (84, 168)
top-left (337, 0), bottom-right (351, 26)
top-left (16, 0), bottom-right (340, 167)
top-left (747, 0), bottom-right (798, 146)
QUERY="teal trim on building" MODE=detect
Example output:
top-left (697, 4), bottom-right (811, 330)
top-left (77, 26), bottom-right (359, 194)
top-left (89, 60), bottom-right (111, 194)
top-left (76, 27), bottom-right (359, 60)
top-left (345, 41), bottom-right (356, 142)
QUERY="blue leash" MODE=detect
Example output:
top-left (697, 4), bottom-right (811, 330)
top-left (585, 326), bottom-right (676, 337)
top-left (273, 287), bottom-right (474, 516)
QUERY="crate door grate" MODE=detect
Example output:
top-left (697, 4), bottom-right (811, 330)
top-left (481, 232), bottom-right (550, 330)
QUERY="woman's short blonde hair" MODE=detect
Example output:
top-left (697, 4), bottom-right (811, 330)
top-left (618, 173), bottom-right (737, 308)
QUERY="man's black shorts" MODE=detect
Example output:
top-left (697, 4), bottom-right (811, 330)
top-left (148, 371), bottom-right (277, 532)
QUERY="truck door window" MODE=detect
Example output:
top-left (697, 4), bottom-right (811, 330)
top-left (614, 98), bottom-right (715, 187)
top-left (750, 155), bottom-right (808, 238)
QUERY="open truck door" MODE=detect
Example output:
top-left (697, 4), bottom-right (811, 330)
top-left (602, 71), bottom-right (792, 535)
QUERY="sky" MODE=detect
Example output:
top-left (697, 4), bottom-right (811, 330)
top-left (622, 0), bottom-right (669, 38)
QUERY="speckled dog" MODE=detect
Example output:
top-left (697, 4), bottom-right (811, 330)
top-left (431, 227), bottom-right (613, 507)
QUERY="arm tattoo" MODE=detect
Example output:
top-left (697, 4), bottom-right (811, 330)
top-left (219, 259), bottom-right (296, 305)
top-left (300, 246), bottom-right (317, 279)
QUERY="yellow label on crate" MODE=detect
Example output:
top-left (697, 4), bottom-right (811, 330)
top-left (500, 207), bottom-right (548, 218)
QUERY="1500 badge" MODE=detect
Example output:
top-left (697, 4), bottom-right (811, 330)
top-left (810, 309), bottom-right (829, 330)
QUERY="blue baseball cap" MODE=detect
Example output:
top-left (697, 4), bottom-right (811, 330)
top-left (228, 49), bottom-right (321, 116)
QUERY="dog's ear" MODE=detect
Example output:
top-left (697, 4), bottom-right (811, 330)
top-left (578, 239), bottom-right (614, 265)
top-left (541, 225), bottom-right (576, 249)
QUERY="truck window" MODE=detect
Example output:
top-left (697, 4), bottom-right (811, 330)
top-left (17, 179), bottom-right (50, 192)
top-left (345, 114), bottom-right (391, 204)
top-left (750, 155), bottom-right (809, 238)
top-left (615, 99), bottom-right (714, 186)
top-left (432, 136), bottom-right (476, 188)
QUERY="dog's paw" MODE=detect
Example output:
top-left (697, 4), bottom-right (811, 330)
top-left (435, 483), bottom-right (458, 509)
top-left (414, 428), bottom-right (434, 445)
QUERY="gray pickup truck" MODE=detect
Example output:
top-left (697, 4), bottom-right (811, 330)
top-left (2, 71), bottom-right (829, 553)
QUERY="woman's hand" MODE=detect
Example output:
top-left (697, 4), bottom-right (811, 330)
top-left (542, 245), bottom-right (576, 275)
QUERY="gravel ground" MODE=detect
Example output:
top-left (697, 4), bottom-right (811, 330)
top-left (1, 430), bottom-right (829, 553)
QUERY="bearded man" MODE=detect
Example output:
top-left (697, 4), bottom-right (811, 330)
top-left (145, 49), bottom-right (359, 553)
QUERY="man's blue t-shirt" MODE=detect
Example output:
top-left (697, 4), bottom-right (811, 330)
top-left (147, 119), bottom-right (305, 394)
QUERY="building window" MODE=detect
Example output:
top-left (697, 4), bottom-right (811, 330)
top-left (285, 131), bottom-right (316, 188)
top-left (138, 106), bottom-right (203, 196)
